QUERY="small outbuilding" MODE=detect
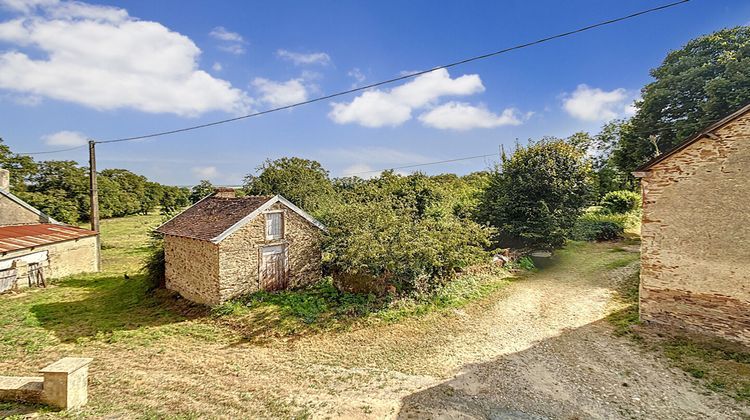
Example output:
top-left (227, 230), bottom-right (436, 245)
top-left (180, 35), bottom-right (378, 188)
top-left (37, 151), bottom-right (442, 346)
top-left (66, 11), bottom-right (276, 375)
top-left (634, 104), bottom-right (750, 344)
top-left (155, 188), bottom-right (325, 305)
top-left (0, 169), bottom-right (99, 292)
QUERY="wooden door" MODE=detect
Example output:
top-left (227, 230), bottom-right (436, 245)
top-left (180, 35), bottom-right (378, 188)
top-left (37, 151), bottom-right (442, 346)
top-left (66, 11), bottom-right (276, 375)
top-left (260, 245), bottom-right (287, 291)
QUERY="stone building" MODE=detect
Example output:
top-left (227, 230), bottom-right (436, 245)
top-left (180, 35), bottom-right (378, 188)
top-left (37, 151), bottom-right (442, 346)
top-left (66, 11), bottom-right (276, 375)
top-left (0, 169), bottom-right (99, 291)
top-left (634, 104), bottom-right (750, 344)
top-left (155, 189), bottom-right (325, 305)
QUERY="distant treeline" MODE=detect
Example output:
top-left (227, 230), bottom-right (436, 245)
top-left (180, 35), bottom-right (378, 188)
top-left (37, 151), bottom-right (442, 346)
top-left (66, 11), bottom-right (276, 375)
top-left (0, 143), bottom-right (192, 224)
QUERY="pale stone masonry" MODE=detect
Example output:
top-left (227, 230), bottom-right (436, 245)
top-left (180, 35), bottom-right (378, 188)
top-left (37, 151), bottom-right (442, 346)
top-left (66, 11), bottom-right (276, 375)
top-left (634, 104), bottom-right (750, 344)
top-left (157, 190), bottom-right (325, 305)
top-left (0, 357), bottom-right (92, 410)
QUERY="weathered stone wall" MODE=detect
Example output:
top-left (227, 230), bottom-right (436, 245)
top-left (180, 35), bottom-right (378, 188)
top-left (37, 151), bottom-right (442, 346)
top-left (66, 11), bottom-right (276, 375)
top-left (0, 194), bottom-right (45, 226)
top-left (640, 112), bottom-right (750, 343)
top-left (218, 202), bottom-right (322, 302)
top-left (1, 235), bottom-right (99, 285)
top-left (163, 235), bottom-right (220, 305)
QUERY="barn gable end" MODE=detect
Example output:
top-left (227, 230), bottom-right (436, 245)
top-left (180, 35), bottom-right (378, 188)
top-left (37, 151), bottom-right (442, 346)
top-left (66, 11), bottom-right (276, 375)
top-left (156, 191), bottom-right (324, 305)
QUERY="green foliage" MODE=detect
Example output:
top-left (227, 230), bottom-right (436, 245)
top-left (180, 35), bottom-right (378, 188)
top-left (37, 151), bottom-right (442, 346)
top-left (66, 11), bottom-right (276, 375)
top-left (160, 185), bottom-right (190, 214)
top-left (0, 141), bottom-right (190, 223)
top-left (141, 241), bottom-right (165, 290)
top-left (516, 256), bottom-right (536, 271)
top-left (243, 157), bottom-right (335, 214)
top-left (479, 138), bottom-right (594, 250)
top-left (215, 271), bottom-right (510, 337)
top-left (0, 138), bottom-right (37, 191)
top-left (324, 172), bottom-right (492, 294)
top-left (615, 27), bottom-right (750, 173)
top-left (190, 180), bottom-right (214, 203)
top-left (571, 212), bottom-right (626, 241)
top-left (600, 190), bottom-right (641, 214)
top-left (15, 190), bottom-right (80, 224)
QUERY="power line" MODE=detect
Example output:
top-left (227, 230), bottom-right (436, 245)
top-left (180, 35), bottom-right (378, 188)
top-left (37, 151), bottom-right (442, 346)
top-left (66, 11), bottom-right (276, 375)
top-left (345, 153), bottom-right (500, 176)
top-left (17, 0), bottom-right (689, 155)
top-left (17, 144), bottom-right (88, 156)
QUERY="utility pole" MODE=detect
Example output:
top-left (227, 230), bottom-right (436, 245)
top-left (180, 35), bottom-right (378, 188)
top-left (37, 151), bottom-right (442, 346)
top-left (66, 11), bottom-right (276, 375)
top-left (88, 140), bottom-right (101, 271)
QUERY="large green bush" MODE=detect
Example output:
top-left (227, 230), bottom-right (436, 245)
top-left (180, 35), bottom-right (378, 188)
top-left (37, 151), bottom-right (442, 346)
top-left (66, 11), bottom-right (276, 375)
top-left (571, 212), bottom-right (627, 241)
top-left (600, 190), bottom-right (641, 214)
top-left (323, 173), bottom-right (492, 294)
top-left (479, 138), bottom-right (594, 250)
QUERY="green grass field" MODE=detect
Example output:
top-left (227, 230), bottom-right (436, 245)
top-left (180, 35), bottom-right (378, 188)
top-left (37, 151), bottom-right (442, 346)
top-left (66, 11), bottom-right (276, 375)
top-left (1, 212), bottom-right (514, 360)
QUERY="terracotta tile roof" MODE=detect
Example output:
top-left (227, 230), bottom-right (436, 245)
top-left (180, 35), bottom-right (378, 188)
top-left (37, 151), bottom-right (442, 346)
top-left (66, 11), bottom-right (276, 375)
top-left (155, 195), bottom-right (273, 241)
top-left (0, 224), bottom-right (98, 253)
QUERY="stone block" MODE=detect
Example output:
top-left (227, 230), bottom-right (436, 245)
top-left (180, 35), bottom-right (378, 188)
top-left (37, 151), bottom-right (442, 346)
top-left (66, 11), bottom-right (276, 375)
top-left (0, 376), bottom-right (43, 403)
top-left (39, 357), bottom-right (93, 410)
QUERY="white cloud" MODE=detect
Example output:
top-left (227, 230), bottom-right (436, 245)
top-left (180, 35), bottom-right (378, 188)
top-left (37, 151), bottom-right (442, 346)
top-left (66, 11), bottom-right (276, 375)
top-left (191, 165), bottom-right (219, 179)
top-left (252, 77), bottom-right (308, 107)
top-left (209, 26), bottom-right (243, 43)
top-left (348, 67), bottom-right (365, 87)
top-left (329, 68), bottom-right (484, 127)
top-left (1, 0), bottom-right (59, 13)
top-left (42, 130), bottom-right (87, 146)
top-left (218, 43), bottom-right (245, 55)
top-left (562, 84), bottom-right (631, 121)
top-left (0, 1), bottom-right (252, 116)
top-left (419, 102), bottom-right (523, 130)
top-left (276, 49), bottom-right (331, 66)
top-left (212, 62), bottom-right (222, 72)
top-left (210, 27), bottom-right (246, 55)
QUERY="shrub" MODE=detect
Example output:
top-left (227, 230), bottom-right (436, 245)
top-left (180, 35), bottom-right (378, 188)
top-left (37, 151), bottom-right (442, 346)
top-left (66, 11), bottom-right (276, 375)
top-left (323, 173), bottom-right (492, 295)
top-left (600, 190), bottom-right (641, 214)
top-left (572, 212), bottom-right (626, 241)
top-left (478, 138), bottom-right (594, 250)
top-left (141, 240), bottom-right (165, 290)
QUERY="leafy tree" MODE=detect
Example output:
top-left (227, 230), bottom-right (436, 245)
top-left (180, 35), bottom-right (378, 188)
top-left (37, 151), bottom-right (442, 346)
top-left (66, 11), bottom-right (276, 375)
top-left (616, 26), bottom-right (750, 173)
top-left (141, 182), bottom-right (164, 215)
top-left (479, 139), bottom-right (594, 249)
top-left (15, 190), bottom-right (80, 224)
top-left (189, 180), bottom-right (214, 203)
top-left (244, 157), bottom-right (335, 214)
top-left (0, 138), bottom-right (37, 192)
top-left (161, 186), bottom-right (190, 214)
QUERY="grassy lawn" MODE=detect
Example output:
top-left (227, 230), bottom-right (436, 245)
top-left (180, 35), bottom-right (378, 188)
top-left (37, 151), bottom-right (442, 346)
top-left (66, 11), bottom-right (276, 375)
top-left (607, 265), bottom-right (750, 403)
top-left (1, 211), bottom-right (514, 360)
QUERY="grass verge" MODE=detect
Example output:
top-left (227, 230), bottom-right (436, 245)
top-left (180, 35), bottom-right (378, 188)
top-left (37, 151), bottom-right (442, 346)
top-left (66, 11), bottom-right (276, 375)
top-left (607, 267), bottom-right (750, 403)
top-left (214, 266), bottom-right (512, 341)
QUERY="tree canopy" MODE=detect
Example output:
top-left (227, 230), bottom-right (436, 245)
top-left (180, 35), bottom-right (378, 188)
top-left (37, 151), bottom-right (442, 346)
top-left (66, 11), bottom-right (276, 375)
top-left (479, 138), bottom-right (594, 250)
top-left (615, 26), bottom-right (750, 173)
top-left (243, 157), bottom-right (336, 215)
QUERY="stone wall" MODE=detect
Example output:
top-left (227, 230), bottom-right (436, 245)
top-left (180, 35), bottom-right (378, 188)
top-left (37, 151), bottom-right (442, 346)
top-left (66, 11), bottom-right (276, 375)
top-left (164, 235), bottom-right (220, 305)
top-left (1, 235), bottom-right (99, 285)
top-left (218, 202), bottom-right (322, 302)
top-left (0, 194), bottom-right (46, 226)
top-left (639, 111), bottom-right (750, 344)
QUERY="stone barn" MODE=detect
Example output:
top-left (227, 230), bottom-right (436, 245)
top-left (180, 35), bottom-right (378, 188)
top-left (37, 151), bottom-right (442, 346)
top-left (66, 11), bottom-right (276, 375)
top-left (0, 169), bottom-right (99, 292)
top-left (634, 104), bottom-right (750, 344)
top-left (155, 189), bottom-right (325, 305)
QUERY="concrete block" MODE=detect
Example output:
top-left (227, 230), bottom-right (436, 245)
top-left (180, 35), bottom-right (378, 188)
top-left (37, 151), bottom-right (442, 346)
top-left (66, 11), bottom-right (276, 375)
top-left (39, 357), bottom-right (93, 410)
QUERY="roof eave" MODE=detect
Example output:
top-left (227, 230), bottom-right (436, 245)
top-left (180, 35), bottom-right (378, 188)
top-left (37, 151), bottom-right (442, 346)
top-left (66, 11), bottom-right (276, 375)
top-left (635, 102), bottom-right (750, 172)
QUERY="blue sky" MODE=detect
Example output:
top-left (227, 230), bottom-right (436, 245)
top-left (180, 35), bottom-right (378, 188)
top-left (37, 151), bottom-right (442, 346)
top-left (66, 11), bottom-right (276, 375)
top-left (0, 0), bottom-right (748, 186)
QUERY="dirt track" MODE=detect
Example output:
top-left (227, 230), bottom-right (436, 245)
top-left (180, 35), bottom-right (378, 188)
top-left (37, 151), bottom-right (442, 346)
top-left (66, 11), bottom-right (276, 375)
top-left (9, 241), bottom-right (748, 419)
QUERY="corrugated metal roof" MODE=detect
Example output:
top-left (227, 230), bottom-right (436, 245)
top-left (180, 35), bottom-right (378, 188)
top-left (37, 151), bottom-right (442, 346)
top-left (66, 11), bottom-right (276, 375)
top-left (0, 224), bottom-right (97, 253)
